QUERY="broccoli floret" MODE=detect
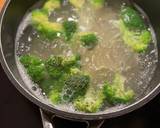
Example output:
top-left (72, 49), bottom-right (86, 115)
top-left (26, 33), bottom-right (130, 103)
top-left (80, 33), bottom-right (98, 49)
top-left (62, 20), bottom-right (78, 41)
top-left (42, 0), bottom-right (61, 15)
top-left (39, 78), bottom-right (55, 94)
top-left (34, 21), bottom-right (63, 40)
top-left (45, 55), bottom-right (64, 78)
top-left (61, 73), bottom-right (90, 102)
top-left (47, 75), bottom-right (68, 104)
top-left (62, 54), bottom-right (81, 68)
top-left (27, 64), bottom-right (46, 83)
top-left (19, 54), bottom-right (43, 68)
top-left (89, 0), bottom-right (105, 9)
top-left (69, 0), bottom-right (85, 9)
top-left (120, 6), bottom-right (146, 30)
top-left (19, 55), bottom-right (46, 82)
top-left (103, 73), bottom-right (134, 105)
top-left (119, 20), bottom-right (152, 53)
top-left (74, 87), bottom-right (105, 113)
top-left (32, 10), bottom-right (63, 40)
top-left (48, 89), bottom-right (62, 104)
top-left (45, 55), bottom-right (81, 78)
top-left (69, 68), bottom-right (81, 75)
top-left (40, 72), bottom-right (70, 104)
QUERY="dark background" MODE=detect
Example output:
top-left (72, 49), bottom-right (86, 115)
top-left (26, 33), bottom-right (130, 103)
top-left (0, 64), bottom-right (160, 128)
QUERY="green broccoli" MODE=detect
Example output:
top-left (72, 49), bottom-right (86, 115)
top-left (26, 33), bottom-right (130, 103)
top-left (45, 55), bottom-right (81, 78)
top-left (19, 54), bottom-right (43, 68)
top-left (27, 64), bottom-right (46, 83)
top-left (74, 87), bottom-right (105, 113)
top-left (69, 67), bottom-right (82, 75)
top-left (42, 54), bottom-right (85, 104)
top-left (119, 20), bottom-right (152, 53)
top-left (89, 0), bottom-right (105, 9)
top-left (32, 10), bottom-right (63, 40)
top-left (69, 0), bottom-right (85, 9)
top-left (45, 55), bottom-right (64, 78)
top-left (48, 89), bottom-right (62, 104)
top-left (120, 6), bottom-right (146, 30)
top-left (39, 78), bottom-right (55, 94)
top-left (61, 73), bottom-right (90, 102)
top-left (19, 55), bottom-right (46, 83)
top-left (62, 54), bottom-right (81, 69)
top-left (47, 75), bottom-right (68, 104)
top-left (103, 73), bottom-right (134, 105)
top-left (62, 20), bottom-right (78, 41)
top-left (44, 70), bottom-right (89, 104)
top-left (80, 32), bottom-right (98, 49)
top-left (42, 0), bottom-right (61, 15)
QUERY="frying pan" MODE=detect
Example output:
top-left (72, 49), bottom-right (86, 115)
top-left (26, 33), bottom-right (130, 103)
top-left (0, 0), bottom-right (160, 128)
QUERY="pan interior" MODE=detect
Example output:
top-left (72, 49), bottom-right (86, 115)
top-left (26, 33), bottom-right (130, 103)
top-left (14, 0), bottom-right (158, 114)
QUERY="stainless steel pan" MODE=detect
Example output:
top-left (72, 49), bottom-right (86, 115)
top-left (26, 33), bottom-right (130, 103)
top-left (0, 0), bottom-right (160, 128)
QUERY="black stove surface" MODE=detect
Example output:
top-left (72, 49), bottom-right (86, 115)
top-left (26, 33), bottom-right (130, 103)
top-left (0, 65), bottom-right (160, 128)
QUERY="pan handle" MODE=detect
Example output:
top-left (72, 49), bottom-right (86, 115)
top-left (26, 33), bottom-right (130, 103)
top-left (86, 120), bottom-right (104, 128)
top-left (40, 109), bottom-right (104, 128)
top-left (40, 109), bottom-right (55, 128)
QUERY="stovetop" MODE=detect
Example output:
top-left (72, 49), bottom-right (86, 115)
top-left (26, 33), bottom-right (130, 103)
top-left (0, 65), bottom-right (160, 128)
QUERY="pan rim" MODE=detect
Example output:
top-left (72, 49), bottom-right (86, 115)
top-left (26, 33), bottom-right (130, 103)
top-left (0, 0), bottom-right (160, 121)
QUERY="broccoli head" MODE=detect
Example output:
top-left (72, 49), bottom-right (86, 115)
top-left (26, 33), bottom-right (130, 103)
top-left (45, 55), bottom-right (64, 78)
top-left (27, 64), bottom-right (46, 83)
top-left (46, 71), bottom-right (89, 104)
top-left (120, 6), bottom-right (146, 30)
top-left (70, 68), bottom-right (81, 75)
top-left (35, 21), bottom-right (63, 40)
top-left (32, 10), bottom-right (63, 40)
top-left (89, 0), bottom-right (105, 9)
top-left (61, 73), bottom-right (90, 102)
top-left (19, 54), bottom-right (43, 68)
top-left (48, 89), bottom-right (62, 104)
top-left (74, 87), bottom-right (105, 113)
top-left (45, 55), bottom-right (81, 78)
top-left (42, 0), bottom-right (61, 15)
top-left (47, 75), bottom-right (67, 104)
top-left (80, 32), bottom-right (98, 49)
top-left (19, 55), bottom-right (46, 83)
top-left (69, 0), bottom-right (85, 9)
top-left (62, 20), bottom-right (78, 41)
top-left (62, 54), bottom-right (81, 68)
top-left (103, 73), bottom-right (134, 105)
top-left (119, 20), bottom-right (152, 53)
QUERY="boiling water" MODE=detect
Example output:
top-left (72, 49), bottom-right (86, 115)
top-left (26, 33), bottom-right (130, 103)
top-left (15, 0), bottom-right (158, 112)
